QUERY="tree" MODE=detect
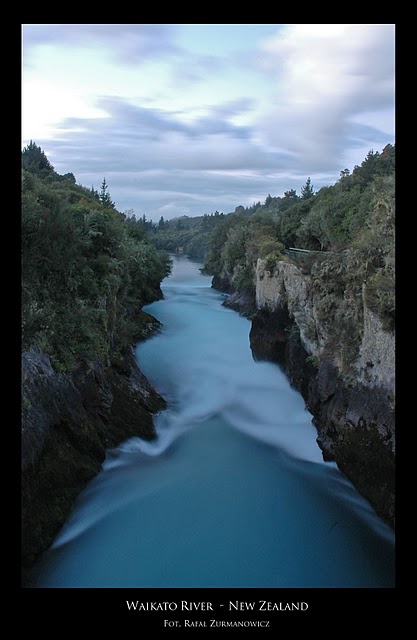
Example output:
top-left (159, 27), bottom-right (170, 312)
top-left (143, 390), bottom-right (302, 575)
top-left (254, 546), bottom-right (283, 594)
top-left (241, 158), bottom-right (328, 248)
top-left (301, 177), bottom-right (314, 199)
top-left (297, 206), bottom-right (331, 250)
top-left (61, 172), bottom-right (75, 184)
top-left (283, 188), bottom-right (297, 199)
top-left (201, 214), bottom-right (210, 231)
top-left (22, 140), bottom-right (55, 175)
top-left (99, 178), bottom-right (115, 209)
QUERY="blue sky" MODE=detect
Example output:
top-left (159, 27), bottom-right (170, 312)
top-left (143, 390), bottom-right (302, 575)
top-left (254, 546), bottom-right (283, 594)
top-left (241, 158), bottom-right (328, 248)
top-left (22, 24), bottom-right (395, 221)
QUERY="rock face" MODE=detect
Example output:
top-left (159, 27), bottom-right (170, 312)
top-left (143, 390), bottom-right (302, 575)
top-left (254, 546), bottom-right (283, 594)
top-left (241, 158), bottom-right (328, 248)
top-left (211, 274), bottom-right (256, 317)
top-left (222, 289), bottom-right (256, 316)
top-left (249, 258), bottom-right (395, 527)
top-left (21, 342), bottom-right (166, 577)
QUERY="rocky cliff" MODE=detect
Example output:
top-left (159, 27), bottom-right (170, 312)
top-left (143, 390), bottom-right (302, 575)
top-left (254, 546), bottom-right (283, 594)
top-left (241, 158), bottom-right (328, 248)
top-left (21, 315), bottom-right (166, 581)
top-left (211, 273), bottom-right (256, 317)
top-left (249, 257), bottom-right (395, 527)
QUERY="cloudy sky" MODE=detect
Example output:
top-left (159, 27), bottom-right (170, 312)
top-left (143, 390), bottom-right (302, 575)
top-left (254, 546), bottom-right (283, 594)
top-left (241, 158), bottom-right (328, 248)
top-left (22, 24), bottom-right (395, 221)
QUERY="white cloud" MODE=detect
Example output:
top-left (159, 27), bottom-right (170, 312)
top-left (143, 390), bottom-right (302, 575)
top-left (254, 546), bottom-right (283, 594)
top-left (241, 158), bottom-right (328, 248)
top-left (256, 24), bottom-right (395, 169)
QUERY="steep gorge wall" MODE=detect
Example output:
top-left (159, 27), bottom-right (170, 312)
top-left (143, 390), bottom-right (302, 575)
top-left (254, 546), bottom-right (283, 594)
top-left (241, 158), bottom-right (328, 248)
top-left (21, 326), bottom-right (166, 580)
top-left (250, 258), bottom-right (395, 527)
top-left (211, 273), bottom-right (256, 316)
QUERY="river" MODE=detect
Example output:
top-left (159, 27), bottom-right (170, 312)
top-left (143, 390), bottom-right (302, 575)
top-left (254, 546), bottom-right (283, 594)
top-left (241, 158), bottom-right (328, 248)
top-left (33, 254), bottom-right (395, 588)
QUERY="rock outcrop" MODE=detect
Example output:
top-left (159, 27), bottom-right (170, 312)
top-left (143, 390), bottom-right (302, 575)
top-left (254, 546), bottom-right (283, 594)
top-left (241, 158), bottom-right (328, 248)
top-left (211, 274), bottom-right (256, 317)
top-left (249, 258), bottom-right (395, 527)
top-left (21, 333), bottom-right (166, 579)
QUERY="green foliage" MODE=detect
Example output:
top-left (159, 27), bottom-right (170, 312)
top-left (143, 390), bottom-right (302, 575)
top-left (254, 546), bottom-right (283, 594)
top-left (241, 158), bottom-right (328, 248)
top-left (301, 177), bottom-right (314, 199)
top-left (283, 188), bottom-right (297, 200)
top-left (352, 174), bottom-right (395, 332)
top-left (149, 211), bottom-right (226, 260)
top-left (365, 272), bottom-right (395, 332)
top-left (264, 254), bottom-right (278, 274)
top-left (203, 214), bottom-right (237, 273)
top-left (233, 264), bottom-right (254, 290)
top-left (200, 144), bottom-right (395, 339)
top-left (22, 150), bottom-right (172, 372)
top-left (350, 145), bottom-right (395, 186)
top-left (307, 253), bottom-right (365, 372)
top-left (222, 224), bottom-right (250, 272)
top-left (305, 354), bottom-right (319, 368)
top-left (276, 144), bottom-right (395, 253)
top-left (277, 201), bottom-right (310, 247)
top-left (22, 141), bottom-right (55, 176)
top-left (99, 177), bottom-right (116, 209)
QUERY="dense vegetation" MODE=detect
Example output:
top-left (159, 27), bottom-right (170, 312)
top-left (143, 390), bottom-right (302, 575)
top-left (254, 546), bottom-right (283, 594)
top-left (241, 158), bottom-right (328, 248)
top-left (148, 145), bottom-right (395, 337)
top-left (202, 144), bottom-right (395, 337)
top-left (23, 141), bottom-right (394, 373)
top-left (147, 210), bottom-right (227, 259)
top-left (22, 142), bottom-right (172, 372)
top-left (147, 144), bottom-right (395, 377)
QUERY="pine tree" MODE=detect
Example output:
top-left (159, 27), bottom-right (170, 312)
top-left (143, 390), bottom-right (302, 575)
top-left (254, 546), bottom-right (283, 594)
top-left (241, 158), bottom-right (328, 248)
top-left (301, 177), bottom-right (314, 199)
top-left (99, 178), bottom-right (115, 209)
top-left (22, 140), bottom-right (54, 175)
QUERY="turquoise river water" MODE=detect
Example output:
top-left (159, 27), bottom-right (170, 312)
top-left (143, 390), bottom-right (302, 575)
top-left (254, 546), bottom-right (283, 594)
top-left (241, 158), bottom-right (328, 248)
top-left (33, 254), bottom-right (395, 588)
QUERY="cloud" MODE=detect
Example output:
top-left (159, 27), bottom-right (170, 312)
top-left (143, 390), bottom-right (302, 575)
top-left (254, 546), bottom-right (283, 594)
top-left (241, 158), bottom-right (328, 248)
top-left (22, 24), bottom-right (179, 64)
top-left (255, 24), bottom-right (395, 169)
top-left (41, 97), bottom-right (307, 218)
top-left (24, 24), bottom-right (394, 221)
top-left (49, 96), bottom-right (295, 173)
top-left (169, 52), bottom-right (229, 90)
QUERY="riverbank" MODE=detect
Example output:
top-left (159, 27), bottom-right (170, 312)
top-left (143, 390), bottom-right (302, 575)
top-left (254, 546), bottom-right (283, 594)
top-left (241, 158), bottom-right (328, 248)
top-left (21, 312), bottom-right (166, 584)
